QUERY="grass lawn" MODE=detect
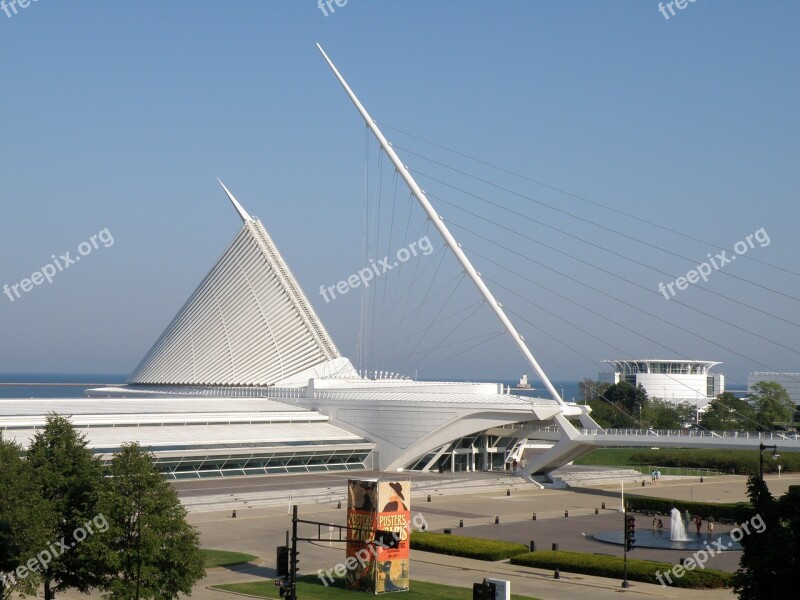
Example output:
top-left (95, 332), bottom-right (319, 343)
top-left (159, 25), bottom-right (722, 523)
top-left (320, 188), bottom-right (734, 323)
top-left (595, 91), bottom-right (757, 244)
top-left (573, 449), bottom-right (730, 476)
top-left (573, 448), bottom-right (639, 466)
top-left (202, 549), bottom-right (259, 568)
top-left (213, 575), bottom-right (540, 599)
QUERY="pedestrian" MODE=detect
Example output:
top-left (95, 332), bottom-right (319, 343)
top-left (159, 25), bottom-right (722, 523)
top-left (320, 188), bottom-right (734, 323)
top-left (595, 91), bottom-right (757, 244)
top-left (684, 509), bottom-right (690, 529)
top-left (651, 470), bottom-right (656, 484)
top-left (652, 517), bottom-right (657, 531)
top-left (708, 517), bottom-right (714, 536)
top-left (512, 459), bottom-right (518, 472)
top-left (694, 515), bottom-right (702, 534)
top-left (657, 519), bottom-right (664, 532)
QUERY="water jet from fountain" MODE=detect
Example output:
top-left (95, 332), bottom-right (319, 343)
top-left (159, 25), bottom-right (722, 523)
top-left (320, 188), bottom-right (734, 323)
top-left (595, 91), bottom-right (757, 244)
top-left (670, 507), bottom-right (689, 541)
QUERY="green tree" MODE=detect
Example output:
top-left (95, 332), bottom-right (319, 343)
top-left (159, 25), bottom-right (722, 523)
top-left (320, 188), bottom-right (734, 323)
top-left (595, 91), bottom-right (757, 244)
top-left (0, 436), bottom-right (50, 600)
top-left (95, 443), bottom-right (204, 600)
top-left (26, 414), bottom-right (105, 600)
top-left (776, 485), bottom-right (800, 579)
top-left (750, 382), bottom-right (794, 429)
top-left (579, 379), bottom-right (610, 403)
top-left (642, 399), bottom-right (694, 429)
top-left (603, 381), bottom-right (648, 415)
top-left (733, 477), bottom-right (797, 599)
top-left (585, 399), bottom-right (632, 428)
top-left (586, 382), bottom-right (648, 428)
top-left (700, 392), bottom-right (756, 431)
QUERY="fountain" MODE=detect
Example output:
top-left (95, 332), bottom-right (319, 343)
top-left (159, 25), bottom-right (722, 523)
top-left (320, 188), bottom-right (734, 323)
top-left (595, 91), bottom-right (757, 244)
top-left (670, 508), bottom-right (690, 541)
top-left (591, 507), bottom-right (743, 550)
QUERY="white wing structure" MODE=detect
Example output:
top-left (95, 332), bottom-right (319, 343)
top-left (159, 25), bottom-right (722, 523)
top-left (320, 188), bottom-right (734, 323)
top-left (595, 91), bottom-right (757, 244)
top-left (128, 183), bottom-right (350, 387)
top-left (4, 50), bottom-right (795, 483)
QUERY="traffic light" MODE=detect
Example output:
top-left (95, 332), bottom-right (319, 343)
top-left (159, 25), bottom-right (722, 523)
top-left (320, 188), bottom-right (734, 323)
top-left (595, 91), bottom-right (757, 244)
top-left (625, 515), bottom-right (636, 552)
top-left (276, 546), bottom-right (289, 578)
top-left (290, 546), bottom-right (300, 574)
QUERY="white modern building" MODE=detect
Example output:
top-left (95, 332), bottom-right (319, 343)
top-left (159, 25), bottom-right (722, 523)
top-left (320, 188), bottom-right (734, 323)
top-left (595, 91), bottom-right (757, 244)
top-left (748, 372), bottom-right (800, 406)
top-left (0, 396), bottom-right (375, 479)
top-left (3, 47), bottom-right (795, 482)
top-left (75, 177), bottom-right (586, 476)
top-left (1, 51), bottom-right (601, 478)
top-left (0, 185), bottom-right (585, 477)
top-left (599, 359), bottom-right (724, 408)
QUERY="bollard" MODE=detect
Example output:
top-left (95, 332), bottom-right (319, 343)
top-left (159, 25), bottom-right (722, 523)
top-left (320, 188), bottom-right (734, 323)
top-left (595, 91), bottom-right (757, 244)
top-left (554, 568), bottom-right (560, 579)
top-left (337, 501), bottom-right (342, 509)
top-left (700, 476), bottom-right (704, 483)
top-left (444, 528), bottom-right (452, 535)
top-left (529, 540), bottom-right (536, 552)
top-left (507, 489), bottom-right (511, 496)
top-left (642, 480), bottom-right (645, 487)
top-left (532, 512), bottom-right (537, 521)
top-left (595, 507), bottom-right (599, 515)
top-left (552, 542), bottom-right (558, 551)
top-left (427, 494), bottom-right (431, 503)
top-left (602, 502), bottom-right (606, 510)
top-left (495, 516), bottom-right (500, 525)
top-left (232, 510), bottom-right (237, 519)
top-left (564, 510), bottom-right (568, 518)
top-left (459, 519), bottom-right (464, 528)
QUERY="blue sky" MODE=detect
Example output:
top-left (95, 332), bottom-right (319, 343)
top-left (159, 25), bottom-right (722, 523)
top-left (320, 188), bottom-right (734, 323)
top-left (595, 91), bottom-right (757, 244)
top-left (0, 1), bottom-right (798, 389)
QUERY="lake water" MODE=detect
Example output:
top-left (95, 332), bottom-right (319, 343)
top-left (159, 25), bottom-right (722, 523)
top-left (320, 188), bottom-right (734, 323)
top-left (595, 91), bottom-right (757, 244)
top-left (0, 374), bottom-right (582, 401)
top-left (0, 373), bottom-right (126, 398)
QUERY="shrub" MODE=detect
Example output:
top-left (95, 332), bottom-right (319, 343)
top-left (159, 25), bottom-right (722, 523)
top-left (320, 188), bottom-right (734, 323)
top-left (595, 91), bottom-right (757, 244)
top-left (625, 496), bottom-right (753, 522)
top-left (410, 532), bottom-right (529, 561)
top-left (511, 551), bottom-right (732, 589)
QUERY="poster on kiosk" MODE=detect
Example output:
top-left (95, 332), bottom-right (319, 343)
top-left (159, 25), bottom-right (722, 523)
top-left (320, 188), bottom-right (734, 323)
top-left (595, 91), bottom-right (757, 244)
top-left (346, 479), bottom-right (411, 593)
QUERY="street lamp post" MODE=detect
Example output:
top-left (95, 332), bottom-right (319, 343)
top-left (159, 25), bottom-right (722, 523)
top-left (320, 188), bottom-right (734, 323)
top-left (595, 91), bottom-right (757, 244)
top-left (759, 442), bottom-right (780, 481)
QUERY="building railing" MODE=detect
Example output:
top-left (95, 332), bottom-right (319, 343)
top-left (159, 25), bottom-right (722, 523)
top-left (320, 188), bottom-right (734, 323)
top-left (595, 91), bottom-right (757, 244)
top-left (640, 465), bottom-right (722, 478)
top-left (519, 425), bottom-right (800, 442)
top-left (750, 371), bottom-right (800, 376)
top-left (121, 385), bottom-right (309, 399)
top-left (578, 428), bottom-right (800, 441)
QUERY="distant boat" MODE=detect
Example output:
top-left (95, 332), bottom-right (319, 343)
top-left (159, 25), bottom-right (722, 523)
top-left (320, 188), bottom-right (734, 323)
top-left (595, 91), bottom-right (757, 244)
top-left (518, 373), bottom-right (531, 389)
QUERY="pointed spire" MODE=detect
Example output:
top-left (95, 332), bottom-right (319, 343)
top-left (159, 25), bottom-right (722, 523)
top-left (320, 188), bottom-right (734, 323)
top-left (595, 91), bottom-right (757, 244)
top-left (217, 178), bottom-right (252, 223)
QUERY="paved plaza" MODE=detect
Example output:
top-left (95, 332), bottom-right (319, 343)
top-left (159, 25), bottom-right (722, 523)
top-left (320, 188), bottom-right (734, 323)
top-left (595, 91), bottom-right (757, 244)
top-left (53, 472), bottom-right (799, 600)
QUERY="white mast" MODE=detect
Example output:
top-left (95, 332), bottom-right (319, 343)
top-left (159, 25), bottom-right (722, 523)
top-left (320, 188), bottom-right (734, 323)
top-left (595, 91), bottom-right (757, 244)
top-left (317, 43), bottom-right (566, 407)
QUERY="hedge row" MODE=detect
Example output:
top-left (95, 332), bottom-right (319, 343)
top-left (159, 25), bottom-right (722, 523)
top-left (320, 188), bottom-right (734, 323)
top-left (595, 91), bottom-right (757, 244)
top-left (410, 532), bottom-right (529, 561)
top-left (510, 551), bottom-right (732, 589)
top-left (628, 448), bottom-right (798, 474)
top-left (625, 496), bottom-right (753, 522)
